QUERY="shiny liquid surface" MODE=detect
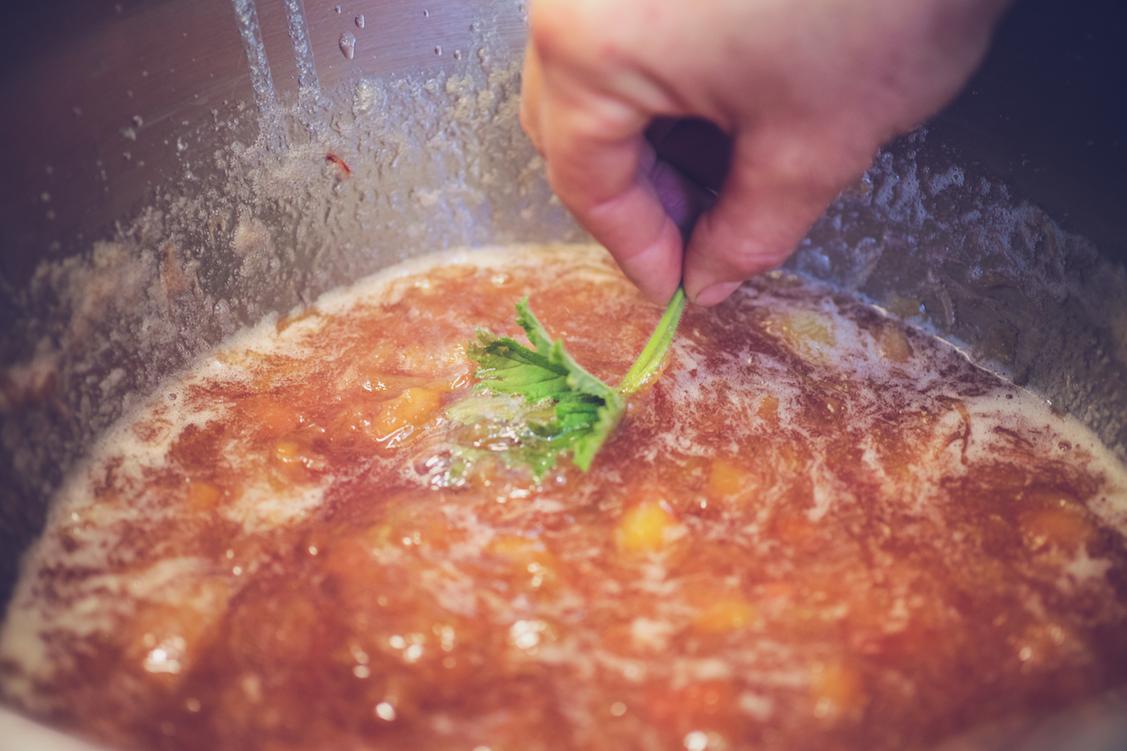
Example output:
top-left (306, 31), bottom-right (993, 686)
top-left (2, 245), bottom-right (1127, 751)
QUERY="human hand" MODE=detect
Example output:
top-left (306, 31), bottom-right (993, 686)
top-left (520, 0), bottom-right (1010, 305)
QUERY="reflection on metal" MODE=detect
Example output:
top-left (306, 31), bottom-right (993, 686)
top-left (282, 0), bottom-right (322, 106)
top-left (231, 0), bottom-right (284, 146)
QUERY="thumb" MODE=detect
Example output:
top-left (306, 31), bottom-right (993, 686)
top-left (682, 134), bottom-right (842, 306)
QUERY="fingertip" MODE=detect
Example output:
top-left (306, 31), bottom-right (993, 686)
top-left (691, 281), bottom-right (741, 307)
top-left (683, 225), bottom-right (783, 306)
top-left (682, 187), bottom-right (819, 305)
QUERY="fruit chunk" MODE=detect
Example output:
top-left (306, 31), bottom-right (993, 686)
top-left (766, 310), bottom-right (836, 360)
top-left (243, 396), bottom-right (303, 437)
top-left (332, 387), bottom-right (444, 450)
top-left (372, 387), bottom-right (442, 444)
top-left (786, 311), bottom-right (835, 346)
top-left (186, 481), bottom-right (223, 512)
top-left (485, 534), bottom-right (558, 589)
top-left (271, 435), bottom-right (324, 482)
top-left (273, 439), bottom-right (304, 464)
top-left (1019, 502), bottom-right (1095, 553)
top-left (810, 659), bottom-right (866, 721)
top-left (615, 499), bottom-right (685, 555)
top-left (693, 596), bottom-right (758, 633)
top-left (876, 325), bottom-right (912, 363)
top-left (391, 501), bottom-right (460, 552)
top-left (756, 394), bottom-right (780, 426)
top-left (706, 457), bottom-right (755, 502)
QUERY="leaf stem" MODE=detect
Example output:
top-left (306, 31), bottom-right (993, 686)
top-left (617, 287), bottom-right (687, 396)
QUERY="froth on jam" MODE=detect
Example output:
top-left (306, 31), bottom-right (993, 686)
top-left (2, 245), bottom-right (1126, 751)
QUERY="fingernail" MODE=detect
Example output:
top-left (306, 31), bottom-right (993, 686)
top-left (692, 281), bottom-right (740, 307)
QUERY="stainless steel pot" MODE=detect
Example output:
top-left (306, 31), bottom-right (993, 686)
top-left (1, 1), bottom-right (1125, 748)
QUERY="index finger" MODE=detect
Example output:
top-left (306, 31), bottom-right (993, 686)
top-left (536, 90), bottom-right (684, 305)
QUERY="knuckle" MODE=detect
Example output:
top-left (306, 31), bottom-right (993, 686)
top-left (530, 0), bottom-right (605, 63)
top-left (529, 1), bottom-right (573, 60)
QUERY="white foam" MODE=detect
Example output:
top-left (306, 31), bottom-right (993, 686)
top-left (221, 478), bottom-right (331, 533)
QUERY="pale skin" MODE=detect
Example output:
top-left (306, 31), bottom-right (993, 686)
top-left (520, 0), bottom-right (1012, 306)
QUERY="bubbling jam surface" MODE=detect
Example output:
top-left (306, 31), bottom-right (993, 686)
top-left (3, 245), bottom-right (1127, 751)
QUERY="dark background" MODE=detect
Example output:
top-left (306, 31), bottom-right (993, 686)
top-left (930, 0), bottom-right (1127, 262)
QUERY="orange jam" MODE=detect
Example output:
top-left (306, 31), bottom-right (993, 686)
top-left (2, 245), bottom-right (1125, 751)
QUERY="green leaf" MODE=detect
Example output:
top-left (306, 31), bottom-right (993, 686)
top-left (451, 288), bottom-right (686, 478)
top-left (618, 288), bottom-right (686, 396)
